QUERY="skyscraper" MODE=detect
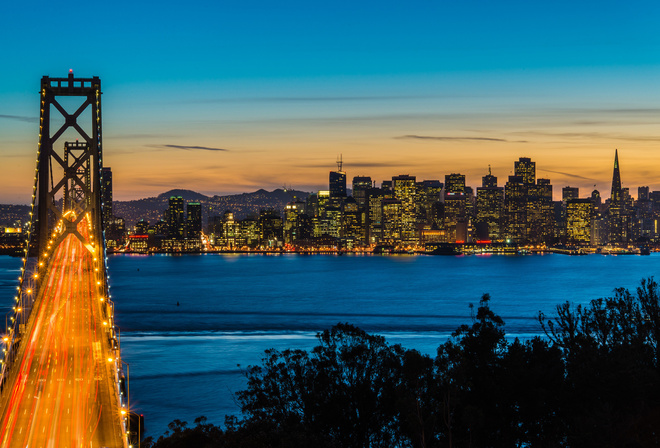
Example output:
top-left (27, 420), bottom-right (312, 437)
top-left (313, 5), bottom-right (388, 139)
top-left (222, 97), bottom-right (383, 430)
top-left (504, 175), bottom-right (526, 243)
top-left (186, 202), bottom-right (202, 239)
top-left (475, 168), bottom-right (504, 241)
top-left (329, 156), bottom-right (347, 198)
top-left (352, 176), bottom-right (372, 208)
top-left (101, 167), bottom-right (113, 228)
top-left (566, 199), bottom-right (592, 245)
top-left (607, 149), bottom-right (630, 245)
top-left (392, 175), bottom-right (418, 244)
top-left (562, 187), bottom-right (579, 201)
top-left (514, 157), bottom-right (536, 185)
top-left (610, 149), bottom-right (623, 204)
top-left (445, 173), bottom-right (466, 194)
top-left (167, 196), bottom-right (185, 239)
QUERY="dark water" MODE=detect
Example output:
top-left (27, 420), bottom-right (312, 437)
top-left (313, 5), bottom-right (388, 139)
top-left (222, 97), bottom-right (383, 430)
top-left (2, 253), bottom-right (660, 437)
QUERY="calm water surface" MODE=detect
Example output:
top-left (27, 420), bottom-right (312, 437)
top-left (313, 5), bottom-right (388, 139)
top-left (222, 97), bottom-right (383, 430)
top-left (2, 253), bottom-right (659, 436)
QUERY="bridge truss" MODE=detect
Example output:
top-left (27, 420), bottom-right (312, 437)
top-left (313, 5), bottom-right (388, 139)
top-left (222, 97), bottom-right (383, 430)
top-left (0, 72), bottom-right (132, 447)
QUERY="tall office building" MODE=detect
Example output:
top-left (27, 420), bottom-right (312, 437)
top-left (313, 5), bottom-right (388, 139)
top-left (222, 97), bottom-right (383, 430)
top-left (392, 175), bottom-right (418, 244)
top-left (418, 180), bottom-right (443, 224)
top-left (607, 149), bottom-right (630, 244)
top-left (566, 199), bottom-right (593, 245)
top-left (445, 173), bottom-right (466, 194)
top-left (610, 149), bottom-right (623, 204)
top-left (381, 198), bottom-right (402, 243)
top-left (167, 196), bottom-right (185, 239)
top-left (186, 202), bottom-right (202, 239)
top-left (475, 168), bottom-right (504, 241)
top-left (329, 157), bottom-right (347, 198)
top-left (329, 171), bottom-right (347, 198)
top-left (504, 175), bottom-right (526, 243)
top-left (284, 200), bottom-right (307, 244)
top-left (562, 187), bottom-right (579, 201)
top-left (527, 178), bottom-right (554, 244)
top-left (444, 173), bottom-right (468, 242)
top-left (366, 188), bottom-right (389, 244)
top-left (341, 197), bottom-right (362, 246)
top-left (514, 157), bottom-right (536, 185)
top-left (101, 167), bottom-right (113, 228)
top-left (352, 176), bottom-right (372, 208)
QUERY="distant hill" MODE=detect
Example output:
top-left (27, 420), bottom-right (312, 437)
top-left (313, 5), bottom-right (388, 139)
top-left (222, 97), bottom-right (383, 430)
top-left (0, 189), bottom-right (311, 230)
top-left (157, 189), bottom-right (210, 202)
top-left (114, 188), bottom-right (310, 228)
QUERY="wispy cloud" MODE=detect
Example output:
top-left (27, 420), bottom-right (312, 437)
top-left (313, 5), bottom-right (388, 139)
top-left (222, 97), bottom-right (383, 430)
top-left (150, 144), bottom-right (230, 152)
top-left (0, 114), bottom-right (37, 123)
top-left (537, 169), bottom-right (596, 181)
top-left (107, 133), bottom-right (176, 140)
top-left (183, 94), bottom-right (461, 104)
top-left (395, 135), bottom-right (527, 143)
top-left (515, 131), bottom-right (660, 142)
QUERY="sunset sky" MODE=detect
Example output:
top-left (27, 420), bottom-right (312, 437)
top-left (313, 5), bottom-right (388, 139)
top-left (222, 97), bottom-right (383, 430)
top-left (1, 0), bottom-right (659, 203)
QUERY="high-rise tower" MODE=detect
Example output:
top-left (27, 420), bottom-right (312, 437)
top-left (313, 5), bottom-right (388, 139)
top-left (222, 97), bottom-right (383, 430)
top-left (329, 155), bottom-right (347, 198)
top-left (610, 149), bottom-right (622, 204)
top-left (607, 149), bottom-right (629, 244)
top-left (101, 167), bottom-right (113, 228)
top-left (514, 157), bottom-right (536, 185)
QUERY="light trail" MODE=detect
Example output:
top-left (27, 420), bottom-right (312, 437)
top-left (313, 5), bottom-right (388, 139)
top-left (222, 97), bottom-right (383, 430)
top-left (0, 217), bottom-right (126, 447)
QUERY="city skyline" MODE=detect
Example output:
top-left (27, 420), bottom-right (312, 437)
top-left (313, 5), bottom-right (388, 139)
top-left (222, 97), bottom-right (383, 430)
top-left (1, 1), bottom-right (660, 203)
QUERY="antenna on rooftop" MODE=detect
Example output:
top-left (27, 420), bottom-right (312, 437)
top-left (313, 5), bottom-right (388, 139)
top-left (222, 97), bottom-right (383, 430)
top-left (337, 154), bottom-right (343, 172)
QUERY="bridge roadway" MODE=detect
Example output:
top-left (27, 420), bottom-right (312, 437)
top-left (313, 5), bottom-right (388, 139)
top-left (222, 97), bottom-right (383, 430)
top-left (0, 218), bottom-right (125, 447)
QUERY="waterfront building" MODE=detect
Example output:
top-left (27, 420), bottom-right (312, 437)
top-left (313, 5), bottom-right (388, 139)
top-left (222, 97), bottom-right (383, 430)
top-left (153, 219), bottom-right (168, 236)
top-left (127, 234), bottom-right (149, 253)
top-left (284, 200), bottom-right (307, 244)
top-left (475, 168), bottom-right (504, 241)
top-left (186, 202), bottom-right (202, 240)
top-left (381, 198), bottom-right (402, 244)
top-left (341, 197), bottom-right (362, 247)
top-left (444, 191), bottom-right (467, 243)
top-left (167, 196), bottom-right (185, 239)
top-left (566, 199), bottom-right (592, 245)
top-left (444, 173), bottom-right (468, 243)
top-left (238, 216), bottom-right (259, 248)
top-left (366, 188), bottom-right (389, 244)
top-left (392, 175), bottom-right (418, 244)
top-left (258, 209), bottom-right (283, 248)
top-left (135, 219), bottom-right (149, 235)
top-left (418, 180), bottom-right (443, 225)
top-left (634, 187), bottom-right (654, 242)
top-left (101, 167), bottom-right (113, 229)
top-left (105, 217), bottom-right (125, 250)
top-left (527, 178), bottom-right (554, 244)
top-left (504, 175), bottom-right (526, 243)
top-left (312, 191), bottom-right (331, 238)
top-left (217, 211), bottom-right (237, 248)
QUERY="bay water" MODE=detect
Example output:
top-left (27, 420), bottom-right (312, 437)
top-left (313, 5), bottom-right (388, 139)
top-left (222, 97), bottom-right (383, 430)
top-left (1, 253), bottom-right (659, 437)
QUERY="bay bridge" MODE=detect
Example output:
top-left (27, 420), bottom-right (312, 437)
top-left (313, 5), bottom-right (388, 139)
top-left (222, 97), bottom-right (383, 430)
top-left (0, 72), bottom-right (133, 447)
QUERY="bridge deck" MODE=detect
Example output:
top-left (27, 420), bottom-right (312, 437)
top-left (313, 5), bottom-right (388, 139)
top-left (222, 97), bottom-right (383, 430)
top-left (0, 219), bottom-right (125, 447)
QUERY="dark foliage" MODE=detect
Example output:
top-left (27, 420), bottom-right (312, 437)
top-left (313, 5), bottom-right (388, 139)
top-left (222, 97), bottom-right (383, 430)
top-left (147, 278), bottom-right (660, 448)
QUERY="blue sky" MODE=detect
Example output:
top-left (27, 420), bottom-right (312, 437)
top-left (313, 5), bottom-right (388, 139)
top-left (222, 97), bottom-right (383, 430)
top-left (1, 0), bottom-right (659, 202)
